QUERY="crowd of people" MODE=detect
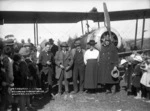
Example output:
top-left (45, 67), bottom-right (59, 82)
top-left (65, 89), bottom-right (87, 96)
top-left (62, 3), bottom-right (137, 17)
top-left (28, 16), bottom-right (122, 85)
top-left (0, 35), bottom-right (150, 111)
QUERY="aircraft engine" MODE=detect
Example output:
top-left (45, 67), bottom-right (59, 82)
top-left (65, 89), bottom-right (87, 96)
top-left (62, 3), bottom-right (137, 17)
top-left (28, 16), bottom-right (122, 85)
top-left (82, 27), bottom-right (123, 50)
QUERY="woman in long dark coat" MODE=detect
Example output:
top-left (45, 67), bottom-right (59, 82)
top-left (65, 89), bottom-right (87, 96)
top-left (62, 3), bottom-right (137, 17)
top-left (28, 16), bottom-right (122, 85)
top-left (98, 35), bottom-right (119, 93)
top-left (84, 40), bottom-right (99, 91)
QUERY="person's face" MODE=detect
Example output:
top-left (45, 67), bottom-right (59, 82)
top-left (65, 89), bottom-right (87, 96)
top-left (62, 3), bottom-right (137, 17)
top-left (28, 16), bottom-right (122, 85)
top-left (133, 51), bottom-right (137, 55)
top-left (45, 44), bottom-right (50, 52)
top-left (105, 40), bottom-right (110, 46)
top-left (37, 46), bottom-right (41, 51)
top-left (50, 41), bottom-right (54, 45)
top-left (62, 47), bottom-right (67, 51)
top-left (103, 35), bottom-right (111, 46)
top-left (90, 45), bottom-right (94, 50)
top-left (76, 46), bottom-right (81, 51)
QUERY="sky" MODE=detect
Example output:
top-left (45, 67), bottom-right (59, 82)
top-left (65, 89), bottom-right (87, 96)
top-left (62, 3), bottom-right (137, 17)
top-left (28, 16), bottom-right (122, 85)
top-left (0, 0), bottom-right (150, 44)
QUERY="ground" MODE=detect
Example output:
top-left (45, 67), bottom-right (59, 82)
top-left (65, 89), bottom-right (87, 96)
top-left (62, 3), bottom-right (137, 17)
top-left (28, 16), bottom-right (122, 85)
top-left (32, 90), bottom-right (150, 111)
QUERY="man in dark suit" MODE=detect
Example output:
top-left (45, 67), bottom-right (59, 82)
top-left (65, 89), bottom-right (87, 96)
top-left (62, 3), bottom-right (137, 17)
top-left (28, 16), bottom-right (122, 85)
top-left (71, 40), bottom-right (85, 94)
top-left (49, 38), bottom-right (58, 85)
top-left (49, 38), bottom-right (58, 56)
top-left (39, 42), bottom-right (54, 95)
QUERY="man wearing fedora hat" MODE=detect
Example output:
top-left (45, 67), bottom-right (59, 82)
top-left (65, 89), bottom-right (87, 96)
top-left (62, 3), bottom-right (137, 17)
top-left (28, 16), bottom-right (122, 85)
top-left (84, 40), bottom-right (99, 91)
top-left (55, 42), bottom-right (73, 95)
top-left (98, 35), bottom-right (119, 94)
top-left (71, 39), bottom-right (86, 94)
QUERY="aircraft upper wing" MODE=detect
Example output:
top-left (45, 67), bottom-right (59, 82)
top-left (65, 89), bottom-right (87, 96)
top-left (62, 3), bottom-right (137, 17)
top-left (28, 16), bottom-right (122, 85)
top-left (0, 11), bottom-right (103, 23)
top-left (0, 9), bottom-right (150, 23)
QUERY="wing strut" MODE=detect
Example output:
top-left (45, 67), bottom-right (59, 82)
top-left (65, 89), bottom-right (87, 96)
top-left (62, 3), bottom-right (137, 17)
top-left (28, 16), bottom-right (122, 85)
top-left (141, 16), bottom-right (145, 49)
top-left (134, 19), bottom-right (138, 50)
top-left (86, 20), bottom-right (90, 33)
top-left (81, 21), bottom-right (84, 35)
top-left (34, 21), bottom-right (39, 46)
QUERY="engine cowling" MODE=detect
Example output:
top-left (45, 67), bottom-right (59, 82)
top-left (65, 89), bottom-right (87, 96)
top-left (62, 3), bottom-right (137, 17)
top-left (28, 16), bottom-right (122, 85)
top-left (85, 27), bottom-right (123, 50)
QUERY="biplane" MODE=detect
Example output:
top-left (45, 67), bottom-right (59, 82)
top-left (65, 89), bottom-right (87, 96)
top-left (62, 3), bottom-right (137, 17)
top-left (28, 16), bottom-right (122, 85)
top-left (0, 2), bottom-right (150, 57)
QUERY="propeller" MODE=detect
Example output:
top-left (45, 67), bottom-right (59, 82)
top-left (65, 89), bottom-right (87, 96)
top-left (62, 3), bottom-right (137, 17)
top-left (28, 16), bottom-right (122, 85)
top-left (103, 2), bottom-right (112, 40)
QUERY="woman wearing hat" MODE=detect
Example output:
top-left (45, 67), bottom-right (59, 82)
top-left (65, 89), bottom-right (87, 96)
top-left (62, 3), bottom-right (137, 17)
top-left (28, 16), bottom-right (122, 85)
top-left (55, 42), bottom-right (73, 95)
top-left (84, 40), bottom-right (99, 92)
top-left (98, 35), bottom-right (119, 94)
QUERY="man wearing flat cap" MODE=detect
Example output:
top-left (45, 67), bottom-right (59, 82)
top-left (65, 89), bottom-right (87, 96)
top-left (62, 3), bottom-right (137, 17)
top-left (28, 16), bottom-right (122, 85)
top-left (71, 39), bottom-right (85, 94)
top-left (55, 42), bottom-right (73, 95)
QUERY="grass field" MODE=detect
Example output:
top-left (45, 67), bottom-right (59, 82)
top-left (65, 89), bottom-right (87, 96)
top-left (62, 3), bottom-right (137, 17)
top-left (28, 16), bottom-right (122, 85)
top-left (35, 90), bottom-right (150, 111)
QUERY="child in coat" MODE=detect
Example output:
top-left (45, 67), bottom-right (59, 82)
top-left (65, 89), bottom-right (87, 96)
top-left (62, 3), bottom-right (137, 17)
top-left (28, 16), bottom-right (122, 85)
top-left (140, 58), bottom-right (150, 103)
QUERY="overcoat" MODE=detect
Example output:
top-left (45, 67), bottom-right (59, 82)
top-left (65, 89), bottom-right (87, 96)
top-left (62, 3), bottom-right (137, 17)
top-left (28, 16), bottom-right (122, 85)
top-left (98, 43), bottom-right (119, 84)
top-left (55, 50), bottom-right (73, 79)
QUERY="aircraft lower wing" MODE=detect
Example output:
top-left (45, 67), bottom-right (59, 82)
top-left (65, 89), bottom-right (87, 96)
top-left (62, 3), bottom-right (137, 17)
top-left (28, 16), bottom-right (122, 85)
top-left (0, 9), bottom-right (150, 23)
top-left (118, 49), bottom-right (150, 57)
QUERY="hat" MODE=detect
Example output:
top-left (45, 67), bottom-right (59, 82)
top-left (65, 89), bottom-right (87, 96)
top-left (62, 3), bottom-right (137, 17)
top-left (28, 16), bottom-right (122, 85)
top-left (120, 59), bottom-right (127, 65)
top-left (111, 67), bottom-right (120, 78)
top-left (133, 55), bottom-right (143, 62)
top-left (19, 47), bottom-right (30, 56)
top-left (4, 39), bottom-right (14, 46)
top-left (87, 40), bottom-right (97, 45)
top-left (60, 42), bottom-right (68, 47)
top-left (74, 40), bottom-right (81, 47)
top-left (23, 43), bottom-right (31, 47)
